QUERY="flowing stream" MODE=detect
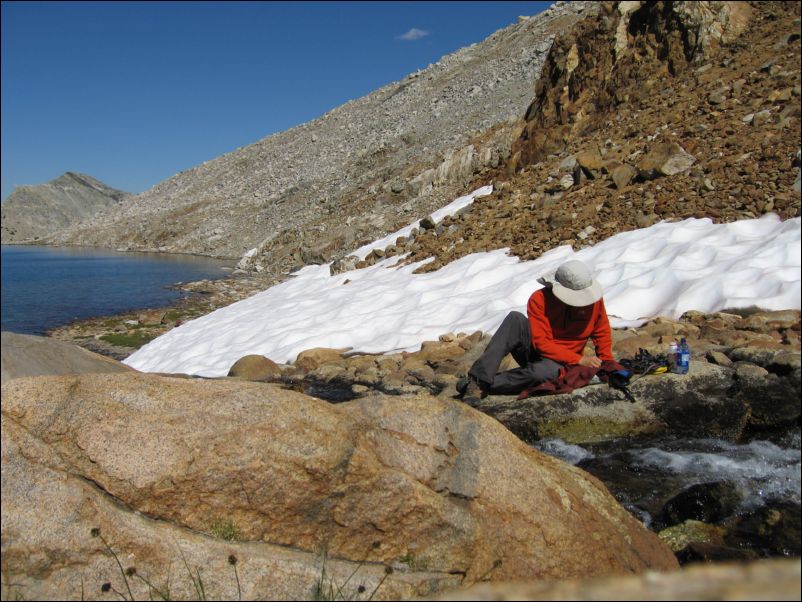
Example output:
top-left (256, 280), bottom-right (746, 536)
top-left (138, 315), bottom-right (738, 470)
top-left (534, 428), bottom-right (801, 558)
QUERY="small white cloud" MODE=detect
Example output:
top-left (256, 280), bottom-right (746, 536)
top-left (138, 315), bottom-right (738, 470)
top-left (398, 28), bottom-right (430, 41)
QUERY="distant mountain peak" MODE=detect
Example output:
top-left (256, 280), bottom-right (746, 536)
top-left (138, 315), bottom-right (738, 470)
top-left (1, 172), bottom-right (131, 244)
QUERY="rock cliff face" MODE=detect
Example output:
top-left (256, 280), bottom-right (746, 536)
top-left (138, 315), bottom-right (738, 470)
top-left (47, 2), bottom-right (597, 273)
top-left (0, 172), bottom-right (129, 243)
top-left (511, 1), bottom-right (754, 169)
top-left (362, 0), bottom-right (799, 275)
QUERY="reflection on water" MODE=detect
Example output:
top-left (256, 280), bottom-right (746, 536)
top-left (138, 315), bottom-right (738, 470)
top-left (1, 245), bottom-right (232, 335)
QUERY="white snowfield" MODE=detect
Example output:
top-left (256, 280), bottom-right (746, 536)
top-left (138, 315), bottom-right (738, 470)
top-left (125, 188), bottom-right (801, 378)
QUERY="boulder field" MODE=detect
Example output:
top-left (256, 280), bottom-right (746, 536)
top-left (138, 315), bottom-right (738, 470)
top-left (249, 309), bottom-right (800, 446)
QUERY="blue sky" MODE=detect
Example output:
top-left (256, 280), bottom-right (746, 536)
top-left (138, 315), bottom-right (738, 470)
top-left (1, 1), bottom-right (553, 201)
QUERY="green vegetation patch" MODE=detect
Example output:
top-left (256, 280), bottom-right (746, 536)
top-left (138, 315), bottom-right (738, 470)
top-left (99, 331), bottom-right (158, 349)
top-left (658, 520), bottom-right (726, 552)
top-left (537, 416), bottom-right (663, 445)
top-left (209, 518), bottom-right (238, 541)
top-left (397, 552), bottom-right (429, 571)
top-left (165, 308), bottom-right (193, 322)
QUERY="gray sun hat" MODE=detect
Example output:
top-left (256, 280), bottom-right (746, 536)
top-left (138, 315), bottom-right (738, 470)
top-left (539, 260), bottom-right (603, 307)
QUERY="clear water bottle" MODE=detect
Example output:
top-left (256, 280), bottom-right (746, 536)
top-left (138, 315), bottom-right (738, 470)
top-left (668, 340), bottom-right (679, 373)
top-left (677, 337), bottom-right (690, 374)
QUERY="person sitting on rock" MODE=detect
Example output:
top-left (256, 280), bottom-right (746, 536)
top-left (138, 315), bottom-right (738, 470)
top-left (458, 259), bottom-right (615, 405)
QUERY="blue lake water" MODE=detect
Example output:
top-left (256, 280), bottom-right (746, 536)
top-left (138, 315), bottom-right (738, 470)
top-left (1, 245), bottom-right (232, 335)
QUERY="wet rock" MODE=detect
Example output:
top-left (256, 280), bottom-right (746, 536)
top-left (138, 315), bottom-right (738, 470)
top-left (725, 501), bottom-right (802, 557)
top-left (477, 361), bottom-right (748, 445)
top-left (279, 311), bottom-right (799, 449)
top-left (657, 482), bottom-right (743, 528)
top-left (675, 541), bottom-right (760, 564)
top-left (578, 451), bottom-right (687, 521)
top-left (734, 364), bottom-right (800, 431)
top-left (658, 519), bottom-right (727, 553)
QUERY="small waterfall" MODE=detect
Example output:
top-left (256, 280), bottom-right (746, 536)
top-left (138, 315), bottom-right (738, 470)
top-left (534, 428), bottom-right (801, 558)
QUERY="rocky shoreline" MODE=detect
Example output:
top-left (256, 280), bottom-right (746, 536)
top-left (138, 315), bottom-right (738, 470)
top-left (45, 271), bottom-right (278, 360)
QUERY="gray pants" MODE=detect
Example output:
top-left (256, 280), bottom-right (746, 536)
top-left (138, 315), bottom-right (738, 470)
top-left (468, 311), bottom-right (563, 395)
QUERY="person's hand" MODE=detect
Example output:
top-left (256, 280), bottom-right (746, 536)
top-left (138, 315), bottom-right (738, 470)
top-left (578, 355), bottom-right (602, 368)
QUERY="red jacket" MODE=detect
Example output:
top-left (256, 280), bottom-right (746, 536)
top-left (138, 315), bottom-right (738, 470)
top-left (527, 287), bottom-right (614, 365)
top-left (517, 360), bottom-right (627, 399)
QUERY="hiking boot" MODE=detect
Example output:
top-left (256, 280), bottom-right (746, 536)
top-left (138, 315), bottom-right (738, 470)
top-left (457, 375), bottom-right (486, 407)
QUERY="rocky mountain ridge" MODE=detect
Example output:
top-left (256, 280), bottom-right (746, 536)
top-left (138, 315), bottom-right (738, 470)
top-left (347, 0), bottom-right (800, 274)
top-left (46, 0), bottom-right (802, 360)
top-left (1, 172), bottom-right (130, 243)
top-left (46, 1), bottom-right (597, 276)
